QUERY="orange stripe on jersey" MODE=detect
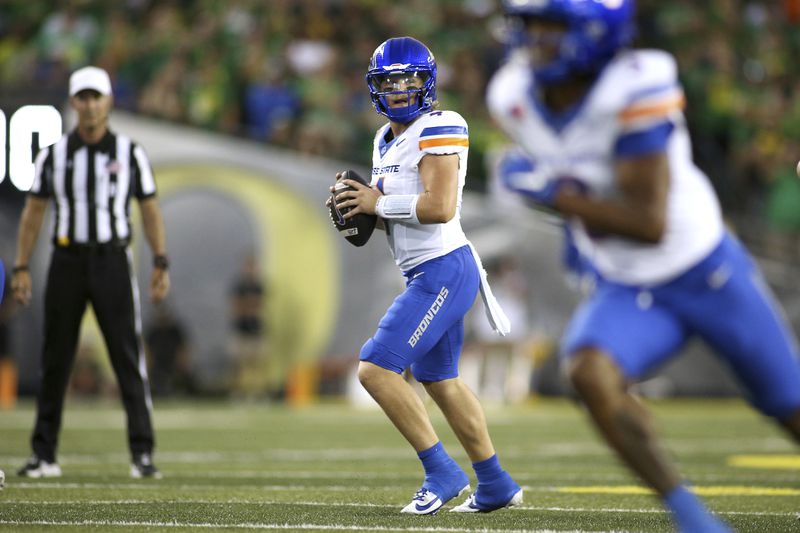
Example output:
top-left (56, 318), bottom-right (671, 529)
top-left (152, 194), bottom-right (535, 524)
top-left (419, 137), bottom-right (469, 149)
top-left (619, 94), bottom-right (686, 123)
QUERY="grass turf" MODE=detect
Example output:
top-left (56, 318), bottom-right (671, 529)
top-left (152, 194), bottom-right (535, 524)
top-left (0, 397), bottom-right (797, 532)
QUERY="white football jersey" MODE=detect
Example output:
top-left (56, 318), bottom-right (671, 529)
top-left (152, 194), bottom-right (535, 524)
top-left (371, 110), bottom-right (470, 271)
top-left (487, 49), bottom-right (724, 285)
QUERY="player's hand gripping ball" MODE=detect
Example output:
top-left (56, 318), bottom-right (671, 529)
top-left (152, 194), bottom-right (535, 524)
top-left (329, 169), bottom-right (377, 247)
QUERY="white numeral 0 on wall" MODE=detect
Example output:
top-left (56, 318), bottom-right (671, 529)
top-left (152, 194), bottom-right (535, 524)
top-left (1, 105), bottom-right (62, 191)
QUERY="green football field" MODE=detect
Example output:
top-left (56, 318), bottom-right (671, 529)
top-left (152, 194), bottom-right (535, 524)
top-left (0, 398), bottom-right (797, 532)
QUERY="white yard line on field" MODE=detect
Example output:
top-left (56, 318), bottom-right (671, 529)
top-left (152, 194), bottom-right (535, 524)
top-left (0, 499), bottom-right (795, 518)
top-left (1, 435), bottom-right (794, 466)
top-left (0, 520), bottom-right (613, 533)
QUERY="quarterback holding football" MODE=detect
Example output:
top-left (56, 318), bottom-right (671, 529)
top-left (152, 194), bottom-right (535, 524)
top-left (329, 36), bottom-right (521, 515)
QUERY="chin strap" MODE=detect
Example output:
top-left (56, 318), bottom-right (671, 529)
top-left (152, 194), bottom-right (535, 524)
top-left (467, 242), bottom-right (511, 336)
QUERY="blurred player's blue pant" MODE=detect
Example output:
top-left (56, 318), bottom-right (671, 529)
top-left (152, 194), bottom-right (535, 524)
top-left (562, 232), bottom-right (800, 419)
top-left (360, 245), bottom-right (479, 382)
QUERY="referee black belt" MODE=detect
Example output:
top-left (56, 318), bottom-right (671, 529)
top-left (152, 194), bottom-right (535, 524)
top-left (55, 241), bottom-right (130, 255)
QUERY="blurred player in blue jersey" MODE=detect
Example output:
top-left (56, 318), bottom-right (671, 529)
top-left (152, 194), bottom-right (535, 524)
top-left (488, 1), bottom-right (800, 532)
top-left (332, 36), bottom-right (521, 515)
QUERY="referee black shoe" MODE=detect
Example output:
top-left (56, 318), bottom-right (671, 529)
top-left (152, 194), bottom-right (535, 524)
top-left (130, 453), bottom-right (162, 479)
top-left (17, 455), bottom-right (62, 478)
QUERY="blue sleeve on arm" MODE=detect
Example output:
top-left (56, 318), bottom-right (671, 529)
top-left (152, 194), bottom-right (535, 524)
top-left (614, 122), bottom-right (674, 158)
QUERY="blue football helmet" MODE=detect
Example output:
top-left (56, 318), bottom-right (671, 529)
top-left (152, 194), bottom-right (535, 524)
top-left (366, 37), bottom-right (437, 124)
top-left (503, 0), bottom-right (635, 84)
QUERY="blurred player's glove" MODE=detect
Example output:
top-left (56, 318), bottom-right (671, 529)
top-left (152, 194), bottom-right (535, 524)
top-left (499, 148), bottom-right (585, 206)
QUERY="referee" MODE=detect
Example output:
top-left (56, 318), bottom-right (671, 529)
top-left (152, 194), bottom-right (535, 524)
top-left (11, 66), bottom-right (170, 479)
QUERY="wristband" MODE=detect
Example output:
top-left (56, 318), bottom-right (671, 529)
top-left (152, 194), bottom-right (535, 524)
top-left (375, 194), bottom-right (420, 223)
top-left (12, 265), bottom-right (29, 274)
top-left (153, 255), bottom-right (169, 270)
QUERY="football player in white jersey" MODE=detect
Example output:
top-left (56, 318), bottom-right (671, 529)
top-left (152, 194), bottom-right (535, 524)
top-left (488, 1), bottom-right (800, 532)
top-left (332, 36), bottom-right (521, 515)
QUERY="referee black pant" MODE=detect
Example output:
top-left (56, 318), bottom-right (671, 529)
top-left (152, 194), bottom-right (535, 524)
top-left (31, 244), bottom-right (154, 462)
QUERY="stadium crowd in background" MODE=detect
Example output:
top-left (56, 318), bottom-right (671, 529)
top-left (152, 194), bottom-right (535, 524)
top-left (1, 0), bottom-right (799, 257)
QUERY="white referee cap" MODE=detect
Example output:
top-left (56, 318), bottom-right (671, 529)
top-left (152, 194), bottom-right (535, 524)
top-left (69, 66), bottom-right (112, 96)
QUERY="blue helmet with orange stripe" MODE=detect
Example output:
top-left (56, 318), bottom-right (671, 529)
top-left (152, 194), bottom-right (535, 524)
top-left (366, 37), bottom-right (437, 124)
top-left (503, 0), bottom-right (635, 84)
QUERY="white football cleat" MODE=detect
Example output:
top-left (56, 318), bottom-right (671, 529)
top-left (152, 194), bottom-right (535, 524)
top-left (451, 488), bottom-right (523, 513)
top-left (400, 484), bottom-right (470, 515)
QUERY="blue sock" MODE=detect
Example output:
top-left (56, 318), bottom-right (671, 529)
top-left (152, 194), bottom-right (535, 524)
top-left (471, 454), bottom-right (520, 509)
top-left (473, 454), bottom-right (504, 484)
top-left (665, 485), bottom-right (730, 532)
top-left (418, 442), bottom-right (451, 474)
top-left (417, 442), bottom-right (467, 499)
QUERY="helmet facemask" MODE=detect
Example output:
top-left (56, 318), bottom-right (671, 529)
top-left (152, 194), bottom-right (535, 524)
top-left (367, 70), bottom-right (434, 124)
top-left (509, 15), bottom-right (574, 83)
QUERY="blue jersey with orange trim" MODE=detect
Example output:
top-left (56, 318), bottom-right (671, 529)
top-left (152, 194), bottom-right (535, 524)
top-left (371, 110), bottom-right (470, 271)
top-left (488, 49), bottom-right (724, 285)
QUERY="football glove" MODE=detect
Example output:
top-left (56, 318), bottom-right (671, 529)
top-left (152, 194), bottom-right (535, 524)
top-left (499, 148), bottom-right (586, 206)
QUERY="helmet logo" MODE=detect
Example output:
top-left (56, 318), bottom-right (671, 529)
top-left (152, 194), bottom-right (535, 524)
top-left (384, 63), bottom-right (411, 70)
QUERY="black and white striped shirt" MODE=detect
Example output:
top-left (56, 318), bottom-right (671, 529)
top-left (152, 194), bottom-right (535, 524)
top-left (30, 130), bottom-right (157, 247)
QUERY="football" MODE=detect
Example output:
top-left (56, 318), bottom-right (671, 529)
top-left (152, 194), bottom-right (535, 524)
top-left (329, 169), bottom-right (377, 247)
